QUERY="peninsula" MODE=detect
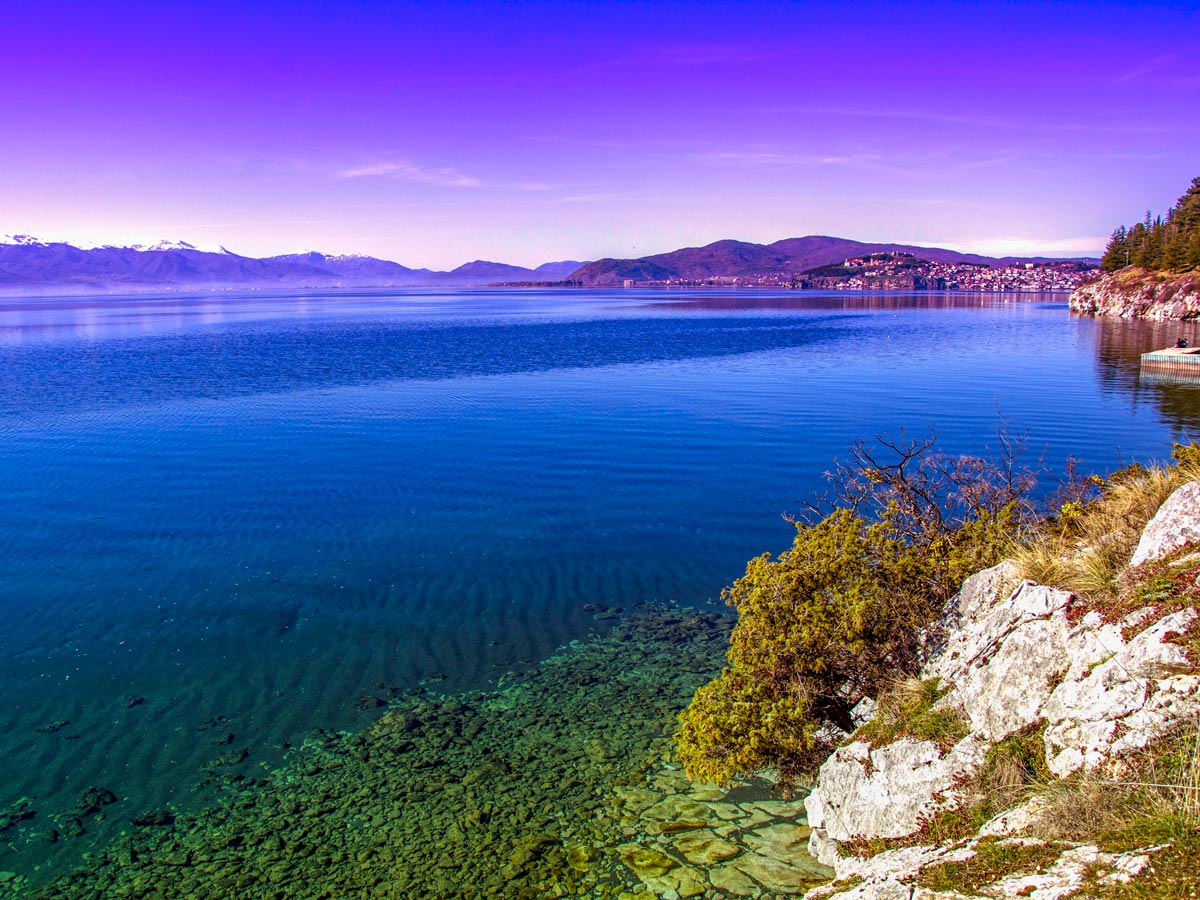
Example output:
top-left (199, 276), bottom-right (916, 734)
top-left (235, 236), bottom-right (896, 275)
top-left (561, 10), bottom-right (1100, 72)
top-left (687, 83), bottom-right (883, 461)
top-left (1070, 176), bottom-right (1200, 319)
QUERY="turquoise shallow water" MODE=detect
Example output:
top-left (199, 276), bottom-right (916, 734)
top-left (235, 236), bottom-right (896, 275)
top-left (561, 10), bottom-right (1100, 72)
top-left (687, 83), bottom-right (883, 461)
top-left (1, 287), bottom-right (1199, 881)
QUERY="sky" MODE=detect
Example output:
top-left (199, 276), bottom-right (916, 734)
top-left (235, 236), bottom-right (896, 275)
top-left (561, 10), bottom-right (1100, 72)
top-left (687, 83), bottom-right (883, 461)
top-left (2, 0), bottom-right (1198, 268)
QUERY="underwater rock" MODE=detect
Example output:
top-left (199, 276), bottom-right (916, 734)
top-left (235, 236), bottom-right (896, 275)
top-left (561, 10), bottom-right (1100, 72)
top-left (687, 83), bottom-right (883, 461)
top-left (123, 694), bottom-right (146, 708)
top-left (204, 748), bottom-right (249, 769)
top-left (743, 822), bottom-right (813, 863)
top-left (353, 694), bottom-right (384, 711)
top-left (671, 830), bottom-right (741, 865)
top-left (735, 852), bottom-right (830, 893)
top-left (74, 788), bottom-right (118, 818)
top-left (566, 843), bottom-right (598, 873)
top-left (641, 795), bottom-right (713, 826)
top-left (34, 720), bottom-right (70, 734)
top-left (614, 786), bottom-right (659, 814)
top-left (709, 861), bottom-right (759, 896)
top-left (130, 809), bottom-right (175, 827)
top-left (617, 844), bottom-right (706, 896)
top-left (61, 817), bottom-right (85, 837)
top-left (0, 799), bottom-right (36, 832)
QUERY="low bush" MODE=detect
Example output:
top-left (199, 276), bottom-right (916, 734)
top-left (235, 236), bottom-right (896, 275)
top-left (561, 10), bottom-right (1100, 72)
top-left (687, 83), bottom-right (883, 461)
top-left (676, 430), bottom-right (1031, 788)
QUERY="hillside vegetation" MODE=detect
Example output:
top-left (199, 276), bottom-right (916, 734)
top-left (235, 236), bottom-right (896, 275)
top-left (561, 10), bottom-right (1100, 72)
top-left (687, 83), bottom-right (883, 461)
top-left (1101, 177), bottom-right (1200, 273)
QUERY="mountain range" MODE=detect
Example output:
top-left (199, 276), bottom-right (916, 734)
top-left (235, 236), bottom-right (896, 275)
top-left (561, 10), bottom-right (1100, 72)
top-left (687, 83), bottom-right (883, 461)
top-left (0, 236), bottom-right (584, 293)
top-left (0, 234), bottom-right (1097, 294)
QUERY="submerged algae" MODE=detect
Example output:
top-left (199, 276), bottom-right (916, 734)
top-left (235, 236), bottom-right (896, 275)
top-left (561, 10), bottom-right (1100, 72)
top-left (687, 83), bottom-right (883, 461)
top-left (26, 608), bottom-right (742, 900)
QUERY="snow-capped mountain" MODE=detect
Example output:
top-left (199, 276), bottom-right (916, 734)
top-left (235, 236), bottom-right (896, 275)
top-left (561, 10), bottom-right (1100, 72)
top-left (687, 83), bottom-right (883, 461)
top-left (1, 234), bottom-right (51, 247)
top-left (0, 236), bottom-right (590, 293)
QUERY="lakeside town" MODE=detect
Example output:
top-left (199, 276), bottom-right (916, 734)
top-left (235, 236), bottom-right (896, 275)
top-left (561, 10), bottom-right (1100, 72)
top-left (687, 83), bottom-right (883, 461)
top-left (606, 252), bottom-right (1098, 291)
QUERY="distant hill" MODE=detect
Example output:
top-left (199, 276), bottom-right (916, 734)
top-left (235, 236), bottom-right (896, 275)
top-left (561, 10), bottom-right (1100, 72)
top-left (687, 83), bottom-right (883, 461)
top-left (567, 236), bottom-right (1099, 285)
top-left (0, 236), bottom-right (589, 293)
top-left (0, 230), bottom-right (1098, 294)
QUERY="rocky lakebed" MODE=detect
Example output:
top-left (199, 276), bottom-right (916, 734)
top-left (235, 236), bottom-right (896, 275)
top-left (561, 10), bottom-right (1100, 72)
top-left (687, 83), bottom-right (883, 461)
top-left (7, 606), bottom-right (834, 900)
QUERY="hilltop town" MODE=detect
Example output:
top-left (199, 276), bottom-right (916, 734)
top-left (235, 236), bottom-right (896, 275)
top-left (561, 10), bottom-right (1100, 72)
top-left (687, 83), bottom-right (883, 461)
top-left (600, 252), bottom-right (1096, 292)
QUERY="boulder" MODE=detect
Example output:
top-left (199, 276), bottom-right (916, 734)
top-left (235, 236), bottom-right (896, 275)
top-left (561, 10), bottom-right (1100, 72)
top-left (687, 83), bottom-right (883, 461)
top-left (1043, 607), bottom-right (1200, 776)
top-left (922, 562), bottom-right (1019, 678)
top-left (805, 735), bottom-right (987, 843)
top-left (1130, 480), bottom-right (1200, 567)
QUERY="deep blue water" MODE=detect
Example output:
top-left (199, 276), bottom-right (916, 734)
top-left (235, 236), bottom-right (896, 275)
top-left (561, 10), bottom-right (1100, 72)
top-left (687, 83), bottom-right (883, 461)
top-left (1, 287), bottom-right (1199, 878)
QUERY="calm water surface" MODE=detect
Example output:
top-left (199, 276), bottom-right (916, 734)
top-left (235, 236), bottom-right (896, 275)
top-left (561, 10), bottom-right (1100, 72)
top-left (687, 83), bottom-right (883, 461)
top-left (1, 287), bottom-right (1199, 879)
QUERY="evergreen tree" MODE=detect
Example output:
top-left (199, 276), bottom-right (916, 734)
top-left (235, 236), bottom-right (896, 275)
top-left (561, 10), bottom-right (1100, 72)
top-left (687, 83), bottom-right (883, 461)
top-left (1101, 226), bottom-right (1129, 272)
top-left (1105, 178), bottom-right (1200, 273)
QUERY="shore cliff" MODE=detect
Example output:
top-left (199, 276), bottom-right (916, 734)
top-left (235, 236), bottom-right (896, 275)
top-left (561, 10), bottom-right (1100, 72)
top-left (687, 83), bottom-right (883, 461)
top-left (1070, 268), bottom-right (1200, 319)
top-left (799, 478), bottom-right (1200, 900)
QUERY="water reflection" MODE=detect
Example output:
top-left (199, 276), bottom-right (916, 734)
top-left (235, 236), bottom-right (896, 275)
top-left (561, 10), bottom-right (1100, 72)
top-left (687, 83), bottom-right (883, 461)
top-left (1087, 313), bottom-right (1200, 438)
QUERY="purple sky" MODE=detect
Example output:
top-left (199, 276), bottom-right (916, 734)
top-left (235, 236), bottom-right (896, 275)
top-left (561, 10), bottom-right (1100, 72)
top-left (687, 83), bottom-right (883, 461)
top-left (3, 0), bottom-right (1198, 267)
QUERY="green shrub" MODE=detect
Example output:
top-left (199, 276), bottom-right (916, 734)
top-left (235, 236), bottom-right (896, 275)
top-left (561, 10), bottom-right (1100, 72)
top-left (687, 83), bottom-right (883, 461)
top-left (676, 431), bottom-right (1027, 789)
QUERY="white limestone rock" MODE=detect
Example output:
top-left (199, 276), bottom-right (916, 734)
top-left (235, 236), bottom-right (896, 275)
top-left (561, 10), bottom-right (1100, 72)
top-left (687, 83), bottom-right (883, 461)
top-left (805, 734), bottom-right (987, 843)
top-left (924, 576), bottom-right (1069, 685)
top-left (806, 826), bottom-right (841, 871)
top-left (1130, 480), bottom-right (1200, 567)
top-left (983, 844), bottom-right (1150, 900)
top-left (927, 580), bottom-right (1074, 741)
top-left (922, 561), bottom-right (1020, 680)
top-left (977, 795), bottom-right (1053, 838)
top-left (802, 841), bottom-right (1156, 900)
top-left (802, 843), bottom-right (952, 898)
top-left (1043, 607), bottom-right (1200, 776)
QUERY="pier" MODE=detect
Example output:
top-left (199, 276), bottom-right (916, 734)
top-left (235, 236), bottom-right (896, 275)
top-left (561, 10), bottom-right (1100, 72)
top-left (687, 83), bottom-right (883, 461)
top-left (1140, 346), bottom-right (1200, 384)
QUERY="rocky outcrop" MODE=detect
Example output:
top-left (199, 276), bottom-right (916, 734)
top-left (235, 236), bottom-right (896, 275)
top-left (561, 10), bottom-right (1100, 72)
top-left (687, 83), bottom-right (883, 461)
top-left (1131, 479), bottom-right (1200, 565)
top-left (1043, 605), bottom-right (1198, 776)
top-left (801, 482), bottom-right (1200, 900)
top-left (805, 735), bottom-right (987, 847)
top-left (1069, 268), bottom-right (1200, 319)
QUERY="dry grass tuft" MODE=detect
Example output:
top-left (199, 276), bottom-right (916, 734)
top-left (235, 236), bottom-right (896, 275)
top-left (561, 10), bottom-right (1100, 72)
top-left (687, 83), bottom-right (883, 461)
top-left (1014, 446), bottom-right (1200, 609)
top-left (1034, 722), bottom-right (1199, 842)
top-left (855, 677), bottom-right (969, 752)
top-left (1028, 724), bottom-right (1200, 898)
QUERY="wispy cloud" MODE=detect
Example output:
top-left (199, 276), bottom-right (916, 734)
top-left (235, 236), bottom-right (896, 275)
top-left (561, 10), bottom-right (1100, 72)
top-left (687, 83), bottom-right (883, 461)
top-left (927, 236), bottom-right (1107, 256)
top-left (1114, 50), bottom-right (1200, 89)
top-left (1116, 53), bottom-right (1179, 83)
top-left (593, 43), bottom-right (792, 69)
top-left (558, 190), bottom-right (647, 204)
top-left (687, 147), bottom-right (975, 180)
top-left (690, 150), bottom-right (885, 166)
top-left (770, 105), bottom-right (1174, 135)
top-left (774, 105), bottom-right (1014, 128)
top-left (337, 161), bottom-right (565, 192)
top-left (339, 160), bottom-right (483, 188)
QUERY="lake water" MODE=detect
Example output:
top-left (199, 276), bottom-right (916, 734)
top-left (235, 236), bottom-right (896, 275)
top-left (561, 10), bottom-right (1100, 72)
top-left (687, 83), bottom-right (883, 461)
top-left (1, 287), bottom-right (1199, 888)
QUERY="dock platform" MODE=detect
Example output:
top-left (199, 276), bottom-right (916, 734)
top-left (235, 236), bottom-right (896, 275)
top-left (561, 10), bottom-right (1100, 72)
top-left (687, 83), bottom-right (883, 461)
top-left (1141, 346), bottom-right (1200, 383)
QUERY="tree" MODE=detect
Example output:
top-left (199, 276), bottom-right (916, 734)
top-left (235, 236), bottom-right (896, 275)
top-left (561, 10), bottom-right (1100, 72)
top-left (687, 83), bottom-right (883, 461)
top-left (1106, 178), bottom-right (1200, 273)
top-left (675, 431), bottom-right (1034, 788)
top-left (1101, 226), bottom-right (1129, 272)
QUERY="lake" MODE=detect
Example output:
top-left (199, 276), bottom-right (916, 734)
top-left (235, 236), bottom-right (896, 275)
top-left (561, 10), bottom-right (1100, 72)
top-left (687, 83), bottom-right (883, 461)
top-left (1, 287), bottom-right (1198, 889)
